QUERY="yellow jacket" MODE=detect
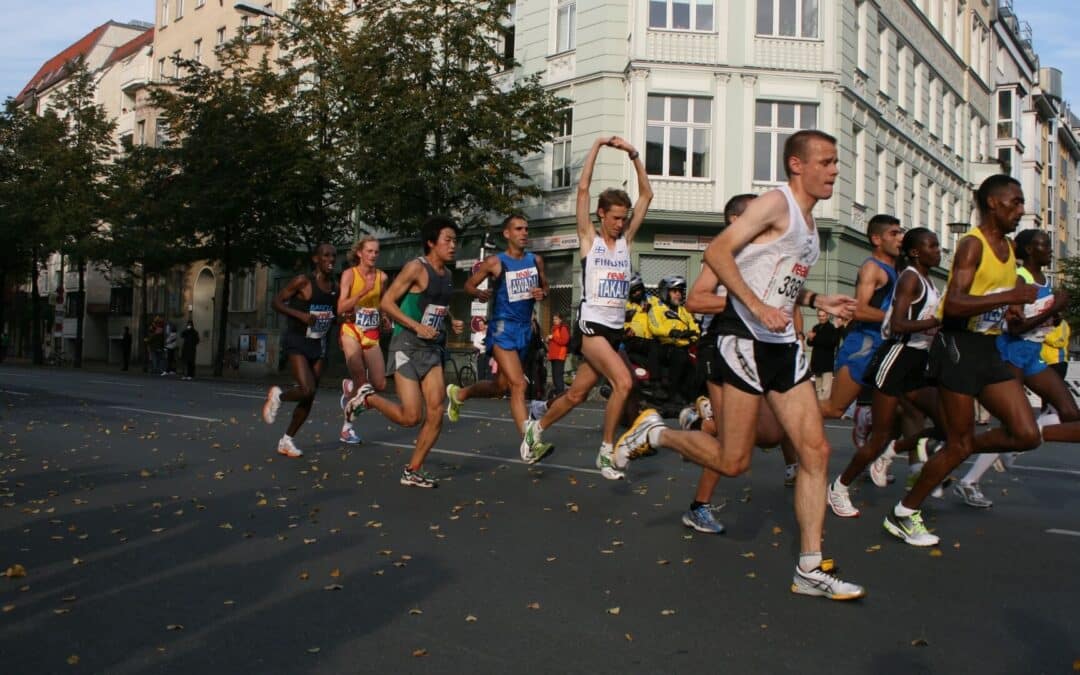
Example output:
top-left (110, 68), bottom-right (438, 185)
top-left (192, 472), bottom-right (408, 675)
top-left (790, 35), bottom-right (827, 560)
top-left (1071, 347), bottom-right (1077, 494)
top-left (625, 299), bottom-right (653, 339)
top-left (1041, 320), bottom-right (1071, 365)
top-left (648, 300), bottom-right (699, 347)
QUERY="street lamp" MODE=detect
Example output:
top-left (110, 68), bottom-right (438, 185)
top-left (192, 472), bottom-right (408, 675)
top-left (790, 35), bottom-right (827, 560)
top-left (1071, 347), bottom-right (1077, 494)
top-left (947, 222), bottom-right (971, 236)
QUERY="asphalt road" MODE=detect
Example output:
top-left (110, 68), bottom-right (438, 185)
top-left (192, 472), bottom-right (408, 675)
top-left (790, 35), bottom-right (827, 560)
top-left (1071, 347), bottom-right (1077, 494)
top-left (0, 364), bottom-right (1078, 674)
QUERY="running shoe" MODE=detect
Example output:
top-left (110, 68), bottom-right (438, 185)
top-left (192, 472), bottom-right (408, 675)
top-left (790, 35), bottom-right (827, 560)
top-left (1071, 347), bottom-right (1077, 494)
top-left (869, 440), bottom-right (896, 488)
top-left (883, 509), bottom-right (939, 547)
top-left (784, 463), bottom-right (798, 487)
top-left (827, 479), bottom-right (860, 518)
top-left (791, 559), bottom-right (866, 601)
top-left (520, 419), bottom-right (543, 461)
top-left (339, 425), bottom-right (362, 445)
top-left (262, 386), bottom-right (282, 424)
top-left (344, 383), bottom-right (375, 421)
top-left (677, 404), bottom-right (700, 431)
top-left (525, 442), bottom-right (553, 465)
top-left (446, 384), bottom-right (463, 422)
top-left (277, 436), bottom-right (302, 458)
top-left (695, 395), bottom-right (712, 422)
top-left (613, 408), bottom-right (665, 470)
top-left (682, 503), bottom-right (725, 534)
top-left (528, 399), bottom-right (548, 422)
top-left (905, 465), bottom-right (922, 492)
top-left (340, 379), bottom-right (354, 411)
top-left (596, 445), bottom-right (625, 481)
top-left (851, 405), bottom-right (872, 449)
top-left (953, 481), bottom-right (993, 508)
top-left (400, 466), bottom-right (437, 488)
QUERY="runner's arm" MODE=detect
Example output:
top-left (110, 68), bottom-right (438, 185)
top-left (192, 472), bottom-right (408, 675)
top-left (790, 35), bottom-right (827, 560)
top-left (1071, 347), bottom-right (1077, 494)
top-left (272, 275), bottom-right (315, 326)
top-left (889, 270), bottom-right (939, 335)
top-left (379, 260), bottom-right (437, 339)
top-left (575, 137), bottom-right (607, 257)
top-left (606, 136), bottom-right (653, 244)
top-left (685, 264), bottom-right (726, 314)
top-left (337, 268), bottom-right (358, 317)
top-left (942, 236), bottom-right (1037, 318)
top-left (852, 261), bottom-right (888, 323)
top-left (464, 255), bottom-right (500, 302)
top-left (531, 255), bottom-right (550, 301)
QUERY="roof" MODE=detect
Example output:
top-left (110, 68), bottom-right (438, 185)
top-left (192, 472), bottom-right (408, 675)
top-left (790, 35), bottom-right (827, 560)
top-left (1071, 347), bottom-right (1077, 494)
top-left (15, 21), bottom-right (149, 103)
top-left (104, 29), bottom-right (154, 68)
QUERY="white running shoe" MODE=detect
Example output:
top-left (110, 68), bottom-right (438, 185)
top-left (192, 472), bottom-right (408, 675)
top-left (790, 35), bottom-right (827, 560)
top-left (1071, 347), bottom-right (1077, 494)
top-left (344, 383), bottom-right (375, 421)
top-left (678, 405), bottom-right (700, 430)
top-left (528, 399), bottom-right (548, 422)
top-left (262, 386), bottom-right (282, 424)
top-left (827, 478), bottom-right (860, 518)
top-left (883, 509), bottom-right (939, 547)
top-left (339, 425), bottom-right (362, 445)
top-left (869, 440), bottom-right (896, 488)
top-left (784, 463), bottom-right (798, 487)
top-left (277, 436), bottom-right (302, 458)
top-left (596, 444), bottom-right (625, 481)
top-left (954, 480), bottom-right (993, 508)
top-left (791, 559), bottom-right (866, 601)
top-left (520, 419), bottom-right (543, 461)
top-left (614, 409), bottom-right (665, 470)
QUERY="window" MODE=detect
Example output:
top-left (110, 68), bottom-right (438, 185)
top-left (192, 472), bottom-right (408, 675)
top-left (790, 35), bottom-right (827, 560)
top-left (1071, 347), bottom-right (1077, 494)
top-left (854, 126), bottom-right (866, 205)
top-left (878, 27), bottom-right (890, 94)
top-left (65, 291), bottom-right (85, 318)
top-left (216, 26), bottom-right (226, 46)
top-left (193, 39), bottom-right (202, 63)
top-left (109, 286), bottom-right (133, 316)
top-left (997, 89), bottom-right (1014, 139)
top-left (157, 57), bottom-right (166, 80)
top-left (650, 0), bottom-right (714, 31)
top-left (175, 0), bottom-right (184, 19)
top-left (229, 269), bottom-right (257, 312)
top-left (997, 147), bottom-right (1012, 174)
top-left (856, 1), bottom-right (868, 72)
top-left (551, 108), bottom-right (573, 189)
top-left (897, 44), bottom-right (908, 109)
top-left (155, 118), bottom-right (169, 148)
top-left (196, 0), bottom-right (205, 7)
top-left (928, 77), bottom-right (939, 136)
top-left (756, 0), bottom-right (819, 39)
top-left (646, 95), bottom-right (712, 178)
top-left (556, 1), bottom-right (575, 53)
top-left (161, 0), bottom-right (169, 27)
top-left (913, 60), bottom-right (924, 122)
top-left (172, 50), bottom-right (182, 78)
top-left (927, 183), bottom-right (937, 237)
top-left (137, 120), bottom-right (146, 145)
top-left (876, 147), bottom-right (887, 213)
top-left (895, 158), bottom-right (906, 223)
top-left (752, 100), bottom-right (817, 182)
top-left (954, 102), bottom-right (964, 154)
top-left (499, 4), bottom-right (516, 67)
top-left (912, 173), bottom-right (923, 229)
top-left (942, 91), bottom-right (953, 147)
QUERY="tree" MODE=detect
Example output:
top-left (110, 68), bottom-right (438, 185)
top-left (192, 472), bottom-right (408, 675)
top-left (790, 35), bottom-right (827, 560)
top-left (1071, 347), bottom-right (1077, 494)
top-left (152, 40), bottom-right (315, 375)
top-left (51, 58), bottom-right (117, 367)
top-left (1055, 255), bottom-right (1080, 328)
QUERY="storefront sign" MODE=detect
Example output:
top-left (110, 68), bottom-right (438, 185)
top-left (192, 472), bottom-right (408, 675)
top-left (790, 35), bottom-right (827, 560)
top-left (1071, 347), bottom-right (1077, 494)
top-left (653, 234), bottom-right (712, 251)
top-left (531, 233), bottom-right (580, 252)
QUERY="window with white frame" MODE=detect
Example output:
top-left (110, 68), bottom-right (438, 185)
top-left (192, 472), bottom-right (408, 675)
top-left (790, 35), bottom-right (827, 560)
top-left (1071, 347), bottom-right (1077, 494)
top-left (996, 89), bottom-right (1014, 140)
top-left (196, 0), bottom-right (205, 7)
top-left (878, 27), bottom-right (890, 94)
top-left (954, 102), bottom-right (964, 155)
top-left (157, 57), bottom-right (166, 80)
top-left (753, 100), bottom-right (817, 182)
top-left (229, 269), bottom-right (257, 312)
top-left (649, 0), bottom-right (714, 31)
top-left (942, 91), bottom-right (952, 147)
top-left (929, 77), bottom-right (939, 136)
top-left (646, 95), bottom-right (711, 178)
top-left (551, 108), bottom-right (573, 189)
top-left (172, 50), bottom-right (182, 78)
top-left (756, 0), bottom-right (818, 38)
top-left (555, 1), bottom-right (575, 53)
top-left (927, 182), bottom-right (937, 237)
top-left (913, 60), bottom-right (924, 122)
top-left (176, 0), bottom-right (184, 20)
top-left (876, 146), bottom-right (887, 213)
top-left (912, 172), bottom-right (923, 229)
top-left (897, 44), bottom-right (908, 109)
top-left (854, 126), bottom-right (866, 205)
top-left (161, 0), bottom-right (169, 27)
top-left (216, 26), bottom-right (226, 46)
top-left (193, 39), bottom-right (202, 63)
top-left (895, 158), bottom-right (906, 224)
top-left (856, 1), bottom-right (868, 72)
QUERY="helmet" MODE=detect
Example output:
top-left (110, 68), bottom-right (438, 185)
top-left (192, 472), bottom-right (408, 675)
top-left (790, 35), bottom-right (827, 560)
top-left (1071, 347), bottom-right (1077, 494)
top-left (629, 271), bottom-right (645, 294)
top-left (658, 275), bottom-right (687, 306)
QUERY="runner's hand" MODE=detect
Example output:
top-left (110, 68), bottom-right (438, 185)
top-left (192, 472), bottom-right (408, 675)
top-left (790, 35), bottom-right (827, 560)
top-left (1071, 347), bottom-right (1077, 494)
top-left (451, 319), bottom-right (465, 335)
top-left (530, 287), bottom-right (545, 301)
top-left (818, 294), bottom-right (857, 321)
top-left (753, 305), bottom-right (791, 333)
top-left (475, 288), bottom-right (492, 302)
top-left (415, 324), bottom-right (438, 340)
top-left (304, 312), bottom-right (317, 326)
top-left (1010, 285), bottom-right (1038, 304)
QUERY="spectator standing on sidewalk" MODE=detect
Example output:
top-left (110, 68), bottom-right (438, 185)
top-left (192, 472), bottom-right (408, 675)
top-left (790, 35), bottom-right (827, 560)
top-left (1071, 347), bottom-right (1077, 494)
top-left (164, 322), bottom-right (178, 375)
top-left (807, 309), bottom-right (840, 400)
top-left (472, 317), bottom-right (491, 381)
top-left (181, 321), bottom-right (199, 380)
top-left (1041, 319), bottom-right (1071, 413)
top-left (121, 327), bottom-right (132, 371)
top-left (147, 316), bottom-right (165, 374)
top-left (548, 313), bottom-right (570, 396)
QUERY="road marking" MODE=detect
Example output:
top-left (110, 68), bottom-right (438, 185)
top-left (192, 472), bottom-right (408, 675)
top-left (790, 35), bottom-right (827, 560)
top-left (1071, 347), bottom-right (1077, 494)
top-left (0, 389), bottom-right (29, 396)
top-left (215, 392), bottom-right (266, 400)
top-left (1046, 529), bottom-right (1080, 537)
top-left (1011, 464), bottom-right (1080, 477)
top-left (377, 442), bottom-right (603, 476)
top-left (89, 379), bottom-right (144, 388)
top-left (110, 406), bottom-right (222, 423)
top-left (457, 412), bottom-right (596, 430)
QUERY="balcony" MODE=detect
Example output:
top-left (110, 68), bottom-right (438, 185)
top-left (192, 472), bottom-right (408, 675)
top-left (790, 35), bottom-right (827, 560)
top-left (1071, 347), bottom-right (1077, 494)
top-left (119, 59), bottom-right (151, 93)
top-left (752, 36), bottom-right (825, 72)
top-left (545, 51), bottom-right (575, 86)
top-left (645, 30), bottom-right (718, 65)
top-left (649, 178), bottom-right (715, 212)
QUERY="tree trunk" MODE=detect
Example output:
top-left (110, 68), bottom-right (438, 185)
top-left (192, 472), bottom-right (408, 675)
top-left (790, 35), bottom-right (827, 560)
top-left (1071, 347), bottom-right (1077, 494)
top-left (74, 257), bottom-right (85, 368)
top-left (0, 267), bottom-right (7, 344)
top-left (215, 264), bottom-right (230, 377)
top-left (140, 266), bottom-right (149, 372)
top-left (30, 248), bottom-right (43, 365)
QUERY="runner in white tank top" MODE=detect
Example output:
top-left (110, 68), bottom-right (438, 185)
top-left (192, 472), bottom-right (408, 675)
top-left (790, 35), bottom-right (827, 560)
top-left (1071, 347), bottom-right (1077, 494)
top-left (579, 236), bottom-right (631, 330)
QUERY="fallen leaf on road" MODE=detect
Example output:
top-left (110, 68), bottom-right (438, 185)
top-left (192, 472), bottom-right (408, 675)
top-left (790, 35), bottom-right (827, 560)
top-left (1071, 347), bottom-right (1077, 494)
top-left (307, 647), bottom-right (320, 654)
top-left (660, 609), bottom-right (676, 616)
top-left (772, 526), bottom-right (783, 535)
top-left (323, 584), bottom-right (343, 591)
top-left (303, 538), bottom-right (317, 545)
top-left (53, 608), bottom-right (71, 615)
top-left (911, 638), bottom-right (928, 647)
top-left (929, 549), bottom-right (943, 558)
top-left (656, 559), bottom-right (669, 565)
top-left (740, 552), bottom-right (755, 559)
top-left (545, 556), bottom-right (557, 562)
top-left (330, 568), bottom-right (341, 578)
top-left (625, 633), bottom-right (633, 642)
top-left (2, 604), bottom-right (14, 612)
top-left (682, 558), bottom-right (694, 565)
top-left (408, 608), bottom-right (423, 615)
top-left (465, 615), bottom-right (477, 623)
top-left (166, 624), bottom-right (184, 631)
top-left (865, 544), bottom-right (881, 553)
top-left (3, 564), bottom-right (26, 578)
top-left (606, 607), bottom-right (621, 615)
top-left (412, 648), bottom-right (428, 657)
top-left (299, 571), bottom-right (310, 580)
top-left (526, 602), bottom-right (540, 610)
top-left (347, 511), bottom-right (359, 518)
top-left (67, 655), bottom-right (79, 665)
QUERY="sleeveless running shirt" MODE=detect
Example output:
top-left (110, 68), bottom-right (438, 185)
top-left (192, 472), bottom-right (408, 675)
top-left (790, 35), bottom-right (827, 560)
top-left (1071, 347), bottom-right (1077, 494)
top-left (850, 258), bottom-right (898, 333)
top-left (881, 268), bottom-right (940, 350)
top-left (395, 257), bottom-right (454, 344)
top-left (286, 273), bottom-right (338, 340)
top-left (728, 184), bottom-right (820, 344)
top-left (491, 251), bottom-right (539, 325)
top-left (580, 236), bottom-right (631, 330)
top-left (938, 227), bottom-right (1016, 335)
top-left (1015, 266), bottom-right (1055, 342)
top-left (347, 266), bottom-right (383, 330)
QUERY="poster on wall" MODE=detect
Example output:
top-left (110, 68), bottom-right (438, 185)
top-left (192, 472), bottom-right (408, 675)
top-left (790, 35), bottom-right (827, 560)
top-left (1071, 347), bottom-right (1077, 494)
top-left (238, 334), bottom-right (250, 352)
top-left (255, 335), bottom-right (267, 363)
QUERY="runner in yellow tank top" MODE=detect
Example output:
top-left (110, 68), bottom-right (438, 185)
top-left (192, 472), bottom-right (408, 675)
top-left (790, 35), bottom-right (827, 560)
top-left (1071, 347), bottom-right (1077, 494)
top-left (336, 236), bottom-right (389, 445)
top-left (884, 175), bottom-right (1041, 548)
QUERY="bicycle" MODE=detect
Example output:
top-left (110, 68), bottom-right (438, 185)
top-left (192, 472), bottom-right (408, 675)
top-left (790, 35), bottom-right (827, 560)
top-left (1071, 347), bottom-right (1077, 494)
top-left (46, 350), bottom-right (70, 367)
top-left (444, 349), bottom-right (477, 388)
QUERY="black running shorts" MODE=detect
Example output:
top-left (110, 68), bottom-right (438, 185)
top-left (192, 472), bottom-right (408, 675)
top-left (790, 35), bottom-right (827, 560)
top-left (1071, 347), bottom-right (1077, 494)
top-left (717, 335), bottom-right (810, 394)
top-left (864, 341), bottom-right (932, 397)
top-left (927, 329), bottom-right (1014, 396)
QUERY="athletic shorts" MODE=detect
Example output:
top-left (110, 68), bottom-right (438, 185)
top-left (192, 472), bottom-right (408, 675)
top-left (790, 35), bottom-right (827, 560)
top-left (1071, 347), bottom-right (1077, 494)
top-left (996, 334), bottom-right (1047, 378)
top-left (835, 329), bottom-right (882, 386)
top-left (488, 318), bottom-right (532, 364)
top-left (864, 341), bottom-right (932, 397)
top-left (717, 335), bottom-right (810, 395)
top-left (697, 335), bottom-right (724, 385)
top-left (572, 320), bottom-right (624, 356)
top-left (282, 334), bottom-right (326, 365)
top-left (927, 330), bottom-right (1014, 396)
top-left (386, 333), bottom-right (445, 382)
top-left (341, 322), bottom-right (380, 350)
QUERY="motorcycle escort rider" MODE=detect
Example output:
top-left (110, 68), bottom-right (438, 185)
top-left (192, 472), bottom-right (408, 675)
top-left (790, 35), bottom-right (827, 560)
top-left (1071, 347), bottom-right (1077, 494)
top-left (648, 275), bottom-right (700, 404)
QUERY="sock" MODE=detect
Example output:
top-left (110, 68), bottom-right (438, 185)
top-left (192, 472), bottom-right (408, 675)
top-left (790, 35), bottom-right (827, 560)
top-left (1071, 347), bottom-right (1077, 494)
top-left (690, 501), bottom-right (708, 511)
top-left (962, 452), bottom-right (999, 485)
top-left (832, 476), bottom-right (849, 492)
top-left (407, 463), bottom-right (420, 472)
top-left (909, 462), bottom-right (924, 475)
top-left (894, 502), bottom-right (915, 517)
top-left (281, 434), bottom-right (292, 443)
top-left (647, 426), bottom-right (664, 448)
top-left (881, 444), bottom-right (897, 460)
top-left (798, 552), bottom-right (822, 572)
top-left (341, 421), bottom-right (352, 433)
top-left (599, 441), bottom-right (613, 454)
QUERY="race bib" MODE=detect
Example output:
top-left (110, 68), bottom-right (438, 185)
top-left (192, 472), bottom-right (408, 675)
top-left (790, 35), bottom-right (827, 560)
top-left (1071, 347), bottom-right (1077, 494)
top-left (1024, 293), bottom-right (1056, 341)
top-left (356, 307), bottom-right (381, 330)
top-left (506, 266), bottom-right (539, 302)
top-left (973, 287), bottom-right (1011, 333)
top-left (420, 303), bottom-right (448, 332)
top-left (591, 271), bottom-right (629, 308)
top-left (763, 257), bottom-right (810, 309)
top-left (305, 308), bottom-right (334, 339)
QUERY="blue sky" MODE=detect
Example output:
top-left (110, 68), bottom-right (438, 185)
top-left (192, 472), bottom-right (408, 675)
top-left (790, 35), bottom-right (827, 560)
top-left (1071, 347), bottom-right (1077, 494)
top-left (1, 1), bottom-right (1078, 108)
